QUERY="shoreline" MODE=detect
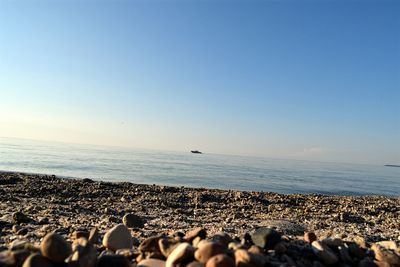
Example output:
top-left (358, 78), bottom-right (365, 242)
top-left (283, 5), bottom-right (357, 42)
top-left (0, 171), bottom-right (399, 266)
top-left (1, 169), bottom-right (397, 197)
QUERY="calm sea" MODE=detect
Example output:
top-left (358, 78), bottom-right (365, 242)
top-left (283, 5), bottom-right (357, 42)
top-left (0, 137), bottom-right (399, 196)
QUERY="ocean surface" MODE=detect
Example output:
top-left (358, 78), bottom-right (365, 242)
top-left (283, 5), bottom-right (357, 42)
top-left (0, 137), bottom-right (399, 196)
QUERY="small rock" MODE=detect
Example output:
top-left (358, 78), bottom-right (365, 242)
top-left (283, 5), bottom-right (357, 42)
top-left (22, 254), bottom-right (54, 267)
top-left (72, 230), bottom-right (89, 240)
top-left (211, 232), bottom-right (233, 247)
top-left (102, 224), bottom-right (133, 251)
top-left (17, 228), bottom-right (28, 236)
top-left (311, 241), bottom-right (339, 265)
top-left (70, 238), bottom-right (97, 267)
top-left (38, 217), bottom-right (50, 225)
top-left (234, 249), bottom-right (267, 267)
top-left (251, 228), bottom-right (281, 250)
top-left (11, 249), bottom-right (31, 267)
top-left (166, 243), bottom-right (195, 267)
top-left (185, 228), bottom-right (207, 243)
top-left (371, 244), bottom-right (400, 266)
top-left (88, 227), bottom-right (99, 244)
top-left (206, 254), bottom-right (235, 267)
top-left (9, 240), bottom-right (28, 251)
top-left (304, 232), bottom-right (317, 244)
top-left (159, 237), bottom-right (180, 257)
top-left (13, 212), bottom-right (31, 224)
top-left (139, 236), bottom-right (162, 253)
top-left (138, 258), bottom-right (166, 267)
top-left (122, 213), bottom-right (145, 228)
top-left (247, 245), bottom-right (264, 255)
top-left (0, 250), bottom-right (16, 266)
top-left (12, 225), bottom-right (22, 233)
top-left (195, 242), bottom-right (227, 264)
top-left (40, 232), bottom-right (72, 263)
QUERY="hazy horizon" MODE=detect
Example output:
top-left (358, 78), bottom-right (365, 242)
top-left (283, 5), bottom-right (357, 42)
top-left (1, 0), bottom-right (399, 165)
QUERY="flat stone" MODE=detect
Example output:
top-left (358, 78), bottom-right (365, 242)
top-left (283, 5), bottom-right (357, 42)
top-left (251, 228), bottom-right (281, 250)
top-left (40, 232), bottom-right (72, 263)
top-left (102, 224), bottom-right (133, 251)
top-left (12, 212), bottom-right (31, 224)
top-left (122, 213), bottom-right (144, 228)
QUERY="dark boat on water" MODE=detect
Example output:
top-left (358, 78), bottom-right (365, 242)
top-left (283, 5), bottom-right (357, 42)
top-left (384, 164), bottom-right (400, 167)
top-left (191, 150), bottom-right (202, 154)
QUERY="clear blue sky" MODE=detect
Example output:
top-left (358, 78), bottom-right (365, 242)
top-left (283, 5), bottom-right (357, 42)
top-left (0, 0), bottom-right (399, 164)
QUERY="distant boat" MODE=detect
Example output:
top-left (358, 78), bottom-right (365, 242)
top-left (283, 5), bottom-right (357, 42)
top-left (191, 150), bottom-right (202, 154)
top-left (384, 164), bottom-right (400, 167)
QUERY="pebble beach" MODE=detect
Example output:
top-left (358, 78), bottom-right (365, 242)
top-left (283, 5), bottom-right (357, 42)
top-left (0, 171), bottom-right (399, 267)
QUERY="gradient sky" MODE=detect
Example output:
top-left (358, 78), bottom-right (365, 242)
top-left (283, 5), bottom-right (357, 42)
top-left (1, 0), bottom-right (399, 164)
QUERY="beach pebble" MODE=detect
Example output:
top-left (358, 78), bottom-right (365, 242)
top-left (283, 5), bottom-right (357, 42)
top-left (97, 255), bottom-right (131, 267)
top-left (12, 212), bottom-right (31, 224)
top-left (72, 230), bottom-right (89, 240)
top-left (159, 237), bottom-right (180, 257)
top-left (211, 232), bottom-right (232, 247)
top-left (122, 213), bottom-right (144, 228)
top-left (206, 254), bottom-right (235, 267)
top-left (248, 245), bottom-right (264, 255)
top-left (88, 227), bottom-right (99, 244)
top-left (9, 239), bottom-right (29, 251)
top-left (102, 224), bottom-right (133, 251)
top-left (195, 242), bottom-right (227, 264)
top-left (0, 250), bottom-right (16, 266)
top-left (41, 233), bottom-right (72, 263)
top-left (185, 227), bottom-right (207, 242)
top-left (311, 241), bottom-right (339, 265)
top-left (251, 228), bottom-right (281, 250)
top-left (138, 258), bottom-right (166, 267)
top-left (12, 225), bottom-right (22, 233)
top-left (22, 254), bottom-right (54, 267)
top-left (304, 232), bottom-right (317, 243)
top-left (371, 244), bottom-right (400, 266)
top-left (166, 242), bottom-right (195, 267)
top-left (70, 238), bottom-right (97, 267)
top-left (140, 236), bottom-right (162, 253)
top-left (12, 249), bottom-right (31, 267)
top-left (234, 249), bottom-right (267, 267)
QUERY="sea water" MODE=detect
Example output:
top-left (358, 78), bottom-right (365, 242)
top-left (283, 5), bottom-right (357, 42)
top-left (0, 137), bottom-right (399, 196)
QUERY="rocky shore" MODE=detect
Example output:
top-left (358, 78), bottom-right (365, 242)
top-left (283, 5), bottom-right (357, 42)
top-left (0, 171), bottom-right (399, 267)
